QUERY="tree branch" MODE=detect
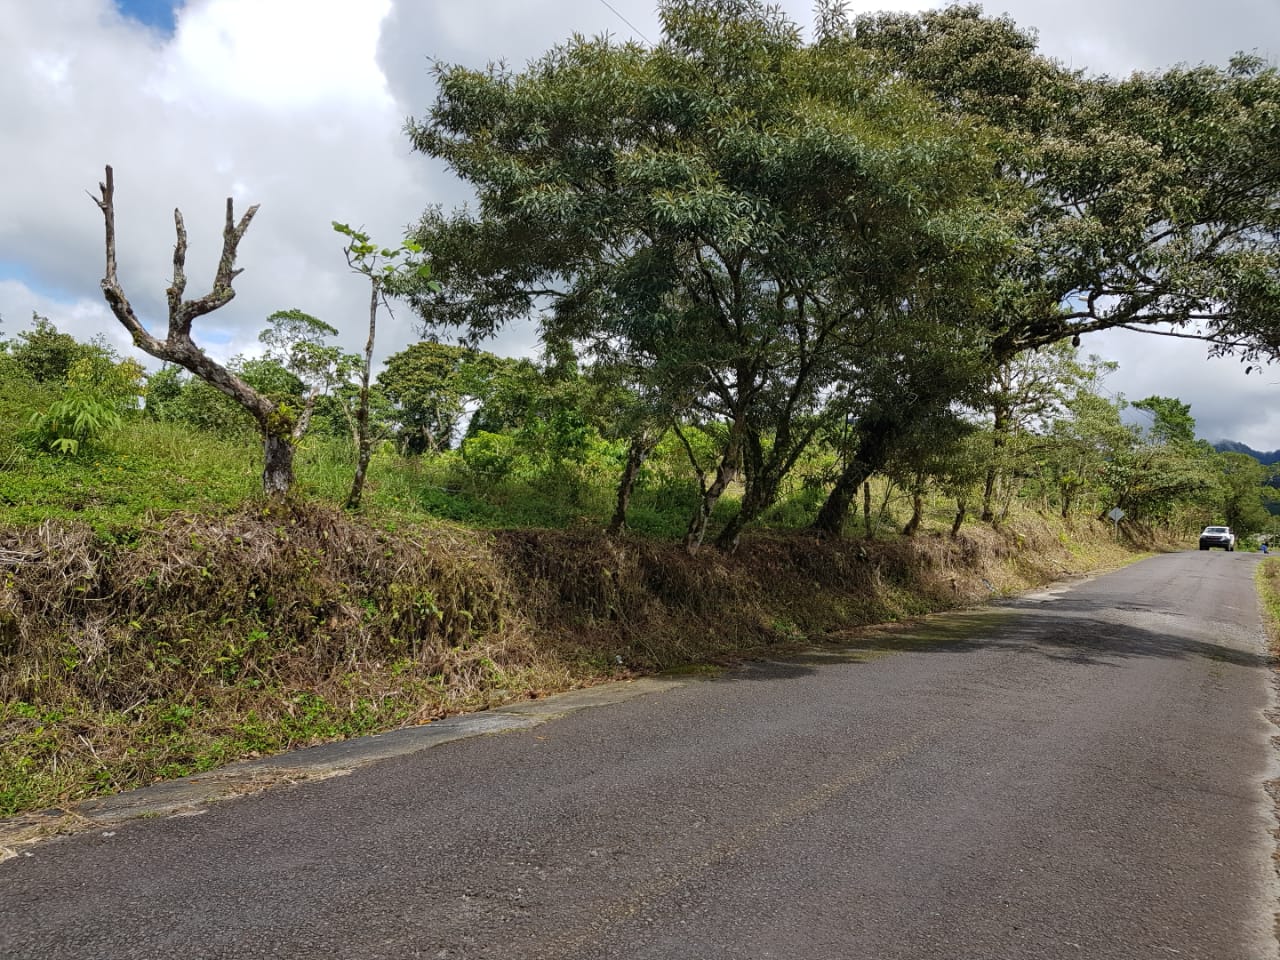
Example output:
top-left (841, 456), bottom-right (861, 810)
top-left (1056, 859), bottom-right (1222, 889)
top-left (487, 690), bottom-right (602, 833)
top-left (1113, 323), bottom-right (1251, 349)
top-left (91, 165), bottom-right (273, 425)
top-left (167, 209), bottom-right (189, 334)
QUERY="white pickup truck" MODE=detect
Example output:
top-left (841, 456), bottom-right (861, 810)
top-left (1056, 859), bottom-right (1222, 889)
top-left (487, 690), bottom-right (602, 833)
top-left (1198, 525), bottom-right (1236, 551)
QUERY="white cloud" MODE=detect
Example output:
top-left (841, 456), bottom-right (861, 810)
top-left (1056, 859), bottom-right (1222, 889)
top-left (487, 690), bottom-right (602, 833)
top-left (1088, 328), bottom-right (1280, 449)
top-left (0, 0), bottom-right (435, 370)
top-left (164, 0), bottom-right (394, 110)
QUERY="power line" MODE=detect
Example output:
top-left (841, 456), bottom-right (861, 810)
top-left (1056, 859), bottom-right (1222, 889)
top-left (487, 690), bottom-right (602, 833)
top-left (597, 0), bottom-right (651, 44)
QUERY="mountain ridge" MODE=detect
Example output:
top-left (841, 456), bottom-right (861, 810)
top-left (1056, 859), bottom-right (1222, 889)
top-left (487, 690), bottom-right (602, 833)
top-left (1213, 440), bottom-right (1280, 465)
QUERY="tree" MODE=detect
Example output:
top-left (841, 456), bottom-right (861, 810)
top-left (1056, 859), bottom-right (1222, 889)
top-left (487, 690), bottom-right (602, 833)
top-left (936, 431), bottom-right (990, 537)
top-left (1044, 391), bottom-right (1132, 519)
top-left (582, 361), bottom-right (685, 535)
top-left (883, 406), bottom-right (976, 538)
top-left (142, 356), bottom-right (305, 438)
top-left (808, 6), bottom-right (1280, 534)
top-left (65, 346), bottom-right (146, 416)
top-left (376, 341), bottom-right (477, 455)
top-left (1216, 451), bottom-right (1272, 537)
top-left (8, 321), bottom-right (144, 457)
top-left (332, 222), bottom-right (438, 510)
top-left (1131, 396), bottom-right (1197, 446)
top-left (144, 364), bottom-right (186, 422)
top-left (1098, 397), bottom-right (1219, 526)
top-left (10, 314), bottom-right (92, 383)
top-left (6, 315), bottom-right (147, 413)
top-left (977, 342), bottom-right (1099, 523)
top-left (258, 308), bottom-right (357, 442)
top-left (405, 0), bottom-right (1006, 552)
top-left (463, 351), bottom-right (600, 483)
top-left (459, 355), bottom-right (569, 440)
top-left (92, 166), bottom-right (302, 496)
top-left (810, 307), bottom-right (992, 538)
top-left (849, 9), bottom-right (1280, 363)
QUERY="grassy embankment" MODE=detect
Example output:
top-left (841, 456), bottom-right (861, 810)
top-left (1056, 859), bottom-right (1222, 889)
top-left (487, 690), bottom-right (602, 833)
top-left (1, 410), bottom-right (1155, 817)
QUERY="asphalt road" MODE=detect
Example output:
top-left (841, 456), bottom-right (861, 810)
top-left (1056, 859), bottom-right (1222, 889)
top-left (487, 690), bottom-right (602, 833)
top-left (1, 551), bottom-right (1276, 959)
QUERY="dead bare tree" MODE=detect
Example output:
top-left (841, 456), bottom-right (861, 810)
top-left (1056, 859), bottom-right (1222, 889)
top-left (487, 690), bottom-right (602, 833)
top-left (93, 164), bottom-right (304, 497)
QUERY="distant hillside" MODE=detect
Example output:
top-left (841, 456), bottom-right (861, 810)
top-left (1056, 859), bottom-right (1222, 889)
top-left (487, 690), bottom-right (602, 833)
top-left (1213, 440), bottom-right (1280, 465)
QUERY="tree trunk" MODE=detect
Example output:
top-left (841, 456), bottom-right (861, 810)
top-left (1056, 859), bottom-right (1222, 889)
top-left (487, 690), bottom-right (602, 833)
top-left (683, 429), bottom-right (742, 555)
top-left (902, 485), bottom-right (924, 537)
top-left (347, 444), bottom-right (372, 510)
top-left (951, 497), bottom-right (967, 538)
top-left (812, 416), bottom-right (894, 538)
top-left (715, 417), bottom-right (819, 552)
top-left (863, 481), bottom-right (873, 537)
top-left (262, 430), bottom-right (295, 498)
top-left (813, 464), bottom-right (866, 538)
top-left (714, 429), bottom-right (766, 552)
top-left (93, 165), bottom-right (292, 497)
top-left (608, 432), bottom-right (659, 535)
top-left (345, 281), bottom-right (379, 511)
top-left (714, 475), bottom-right (777, 552)
top-left (981, 401), bottom-right (1009, 523)
top-left (292, 390), bottom-right (319, 443)
top-left (980, 470), bottom-right (997, 522)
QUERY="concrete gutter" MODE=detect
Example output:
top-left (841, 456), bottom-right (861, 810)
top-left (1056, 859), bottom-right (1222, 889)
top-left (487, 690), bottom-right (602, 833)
top-left (0, 677), bottom-right (690, 857)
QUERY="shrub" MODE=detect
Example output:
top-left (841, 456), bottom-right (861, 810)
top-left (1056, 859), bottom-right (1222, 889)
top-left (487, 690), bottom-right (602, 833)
top-left (26, 392), bottom-right (124, 456)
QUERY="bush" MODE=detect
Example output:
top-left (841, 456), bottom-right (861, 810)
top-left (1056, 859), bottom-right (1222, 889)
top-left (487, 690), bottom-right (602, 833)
top-left (461, 430), bottom-right (519, 480)
top-left (25, 393), bottom-right (124, 457)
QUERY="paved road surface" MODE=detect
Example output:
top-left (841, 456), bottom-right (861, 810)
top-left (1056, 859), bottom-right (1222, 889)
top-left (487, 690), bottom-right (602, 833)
top-left (1, 551), bottom-right (1276, 959)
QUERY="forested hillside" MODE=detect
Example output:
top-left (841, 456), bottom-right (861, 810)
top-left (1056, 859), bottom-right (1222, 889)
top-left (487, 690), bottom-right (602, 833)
top-left (1215, 441), bottom-right (1280, 466)
top-left (3, 0), bottom-right (1278, 817)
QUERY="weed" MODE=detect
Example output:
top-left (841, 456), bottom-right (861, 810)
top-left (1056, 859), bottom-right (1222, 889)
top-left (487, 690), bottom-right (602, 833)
top-left (769, 618), bottom-right (808, 644)
top-left (1257, 558), bottom-right (1280, 653)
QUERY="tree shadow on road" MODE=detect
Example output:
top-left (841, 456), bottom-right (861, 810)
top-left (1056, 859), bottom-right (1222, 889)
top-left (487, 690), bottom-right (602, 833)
top-left (806, 599), bottom-right (1271, 672)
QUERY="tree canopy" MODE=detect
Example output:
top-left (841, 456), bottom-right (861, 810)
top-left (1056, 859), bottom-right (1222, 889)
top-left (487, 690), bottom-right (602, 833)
top-left (845, 6), bottom-right (1280, 362)
top-left (405, 0), bottom-right (1011, 549)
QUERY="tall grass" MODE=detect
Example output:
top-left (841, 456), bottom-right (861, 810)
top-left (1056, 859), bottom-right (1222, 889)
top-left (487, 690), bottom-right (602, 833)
top-left (1257, 558), bottom-right (1280, 652)
top-left (0, 501), bottom-right (564, 816)
top-left (2, 414), bottom-right (712, 536)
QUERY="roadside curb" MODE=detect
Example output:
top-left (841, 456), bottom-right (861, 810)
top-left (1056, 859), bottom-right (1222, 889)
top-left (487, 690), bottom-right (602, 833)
top-left (0, 677), bottom-right (689, 857)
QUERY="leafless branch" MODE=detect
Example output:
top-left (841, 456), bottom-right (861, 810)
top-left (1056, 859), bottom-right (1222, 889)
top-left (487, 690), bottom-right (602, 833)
top-left (167, 209), bottom-right (189, 327)
top-left (1112, 323), bottom-right (1231, 344)
top-left (91, 165), bottom-right (276, 434)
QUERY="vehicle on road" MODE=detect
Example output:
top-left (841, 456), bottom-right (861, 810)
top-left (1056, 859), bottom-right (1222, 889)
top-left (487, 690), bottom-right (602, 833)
top-left (1199, 526), bottom-right (1236, 551)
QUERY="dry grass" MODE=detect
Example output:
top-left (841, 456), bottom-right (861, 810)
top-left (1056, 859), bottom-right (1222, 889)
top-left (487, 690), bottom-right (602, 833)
top-left (1, 503), bottom-right (1147, 816)
top-left (0, 502), bottom-right (562, 814)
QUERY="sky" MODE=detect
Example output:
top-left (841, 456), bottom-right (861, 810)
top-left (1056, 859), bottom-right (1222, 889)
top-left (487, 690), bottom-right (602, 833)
top-left (2, 0), bottom-right (1278, 449)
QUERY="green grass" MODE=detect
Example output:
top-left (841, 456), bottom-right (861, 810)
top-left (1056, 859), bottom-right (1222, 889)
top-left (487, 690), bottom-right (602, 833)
top-left (0, 413), bottom-right (714, 537)
top-left (0, 420), bottom-right (259, 529)
top-left (0, 682), bottom-right (465, 817)
top-left (1256, 558), bottom-right (1280, 652)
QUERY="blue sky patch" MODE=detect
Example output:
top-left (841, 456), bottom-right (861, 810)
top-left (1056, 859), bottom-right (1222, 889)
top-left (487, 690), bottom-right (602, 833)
top-left (0, 258), bottom-right (88, 309)
top-left (115, 0), bottom-right (178, 35)
top-left (0, 259), bottom-right (37, 288)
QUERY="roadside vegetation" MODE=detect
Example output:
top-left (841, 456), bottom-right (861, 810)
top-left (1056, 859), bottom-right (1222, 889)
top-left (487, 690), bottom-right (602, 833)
top-left (3, 0), bottom-right (1279, 817)
top-left (0, 314), bottom-right (1264, 817)
top-left (1258, 559), bottom-right (1280, 651)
